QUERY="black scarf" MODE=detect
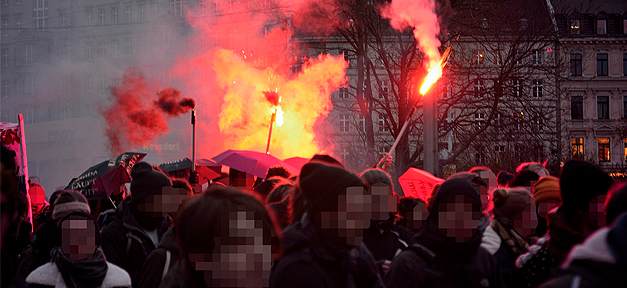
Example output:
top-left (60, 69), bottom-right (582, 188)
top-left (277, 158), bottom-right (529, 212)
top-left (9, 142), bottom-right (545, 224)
top-left (50, 247), bottom-right (108, 288)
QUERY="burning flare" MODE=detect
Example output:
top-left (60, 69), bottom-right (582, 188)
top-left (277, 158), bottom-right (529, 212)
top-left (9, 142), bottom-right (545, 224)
top-left (419, 45), bottom-right (451, 95)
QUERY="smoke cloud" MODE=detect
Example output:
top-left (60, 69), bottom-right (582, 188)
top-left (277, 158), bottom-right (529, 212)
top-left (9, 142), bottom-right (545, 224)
top-left (380, 0), bottom-right (442, 66)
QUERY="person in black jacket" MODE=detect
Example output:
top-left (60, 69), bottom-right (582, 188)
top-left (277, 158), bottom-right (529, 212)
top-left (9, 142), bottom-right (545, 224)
top-left (270, 162), bottom-right (385, 288)
top-left (385, 178), bottom-right (506, 288)
top-left (100, 162), bottom-right (172, 287)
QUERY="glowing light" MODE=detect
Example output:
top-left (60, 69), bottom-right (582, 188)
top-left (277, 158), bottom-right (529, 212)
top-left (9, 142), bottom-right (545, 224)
top-left (276, 106), bottom-right (283, 126)
top-left (419, 61), bottom-right (443, 95)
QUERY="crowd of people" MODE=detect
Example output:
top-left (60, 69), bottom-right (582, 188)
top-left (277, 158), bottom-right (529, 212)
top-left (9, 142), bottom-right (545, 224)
top-left (2, 144), bottom-right (627, 288)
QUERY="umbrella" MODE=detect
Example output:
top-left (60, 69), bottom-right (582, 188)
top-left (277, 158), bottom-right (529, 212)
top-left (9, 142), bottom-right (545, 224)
top-left (211, 150), bottom-right (297, 179)
top-left (66, 152), bottom-right (146, 200)
top-left (159, 158), bottom-right (221, 184)
top-left (398, 167), bottom-right (445, 202)
top-left (283, 157), bottom-right (310, 172)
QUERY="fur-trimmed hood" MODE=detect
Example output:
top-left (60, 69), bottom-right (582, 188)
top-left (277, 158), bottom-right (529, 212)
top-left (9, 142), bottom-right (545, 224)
top-left (26, 262), bottom-right (131, 288)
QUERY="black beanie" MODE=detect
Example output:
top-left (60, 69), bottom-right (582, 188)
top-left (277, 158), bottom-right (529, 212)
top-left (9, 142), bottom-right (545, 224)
top-left (510, 170), bottom-right (540, 187)
top-left (130, 162), bottom-right (172, 202)
top-left (298, 162), bottom-right (366, 216)
top-left (559, 160), bottom-right (613, 215)
top-left (428, 178), bottom-right (482, 216)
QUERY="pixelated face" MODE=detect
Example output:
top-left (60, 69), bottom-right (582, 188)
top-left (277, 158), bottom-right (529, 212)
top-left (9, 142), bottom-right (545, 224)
top-left (320, 186), bottom-right (370, 245)
top-left (61, 219), bottom-right (97, 260)
top-left (537, 201), bottom-right (559, 219)
top-left (188, 210), bottom-right (273, 288)
top-left (589, 194), bottom-right (607, 227)
top-left (136, 187), bottom-right (190, 217)
top-left (437, 195), bottom-right (482, 242)
top-left (512, 200), bottom-right (537, 236)
top-left (370, 183), bottom-right (397, 221)
top-left (406, 201), bottom-right (428, 230)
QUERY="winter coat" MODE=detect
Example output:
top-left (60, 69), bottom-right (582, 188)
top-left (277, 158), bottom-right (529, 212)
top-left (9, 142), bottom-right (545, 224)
top-left (99, 198), bottom-right (170, 288)
top-left (539, 213), bottom-right (627, 288)
top-left (362, 217), bottom-right (414, 269)
top-left (16, 219), bottom-right (61, 281)
top-left (269, 220), bottom-right (385, 288)
top-left (481, 222), bottom-right (528, 286)
top-left (385, 178), bottom-right (506, 288)
top-left (25, 261), bottom-right (131, 288)
top-left (137, 227), bottom-right (180, 288)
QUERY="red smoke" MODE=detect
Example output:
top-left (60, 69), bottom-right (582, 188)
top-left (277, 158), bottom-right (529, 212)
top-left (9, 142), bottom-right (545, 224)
top-left (100, 68), bottom-right (194, 154)
top-left (264, 91), bottom-right (280, 107)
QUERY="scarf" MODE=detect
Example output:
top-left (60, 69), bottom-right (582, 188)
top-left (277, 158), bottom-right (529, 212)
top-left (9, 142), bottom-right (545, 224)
top-left (491, 218), bottom-right (529, 255)
top-left (50, 247), bottom-right (108, 288)
top-left (547, 210), bottom-right (588, 263)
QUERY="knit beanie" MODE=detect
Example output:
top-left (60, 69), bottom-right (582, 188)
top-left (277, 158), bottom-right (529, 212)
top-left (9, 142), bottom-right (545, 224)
top-left (130, 162), bottom-right (172, 202)
top-left (532, 176), bottom-right (561, 205)
top-left (559, 160), bottom-right (613, 215)
top-left (298, 162), bottom-right (366, 215)
top-left (492, 188), bottom-right (533, 220)
top-left (52, 190), bottom-right (91, 220)
top-left (510, 170), bottom-right (540, 188)
top-left (496, 171), bottom-right (515, 188)
top-left (359, 168), bottom-right (393, 189)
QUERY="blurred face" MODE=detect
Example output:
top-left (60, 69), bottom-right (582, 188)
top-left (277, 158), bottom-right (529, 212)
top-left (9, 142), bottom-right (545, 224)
top-left (188, 211), bottom-right (273, 288)
top-left (589, 194), bottom-right (607, 227)
top-left (136, 187), bottom-right (190, 217)
top-left (437, 195), bottom-right (482, 242)
top-left (512, 200), bottom-right (538, 236)
top-left (320, 186), bottom-right (371, 245)
top-left (406, 201), bottom-right (429, 230)
top-left (370, 183), bottom-right (397, 221)
top-left (61, 218), bottom-right (97, 260)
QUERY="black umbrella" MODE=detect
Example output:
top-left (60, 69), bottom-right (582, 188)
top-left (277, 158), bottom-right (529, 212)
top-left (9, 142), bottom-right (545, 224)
top-left (66, 152), bottom-right (146, 200)
top-left (159, 158), bottom-right (221, 185)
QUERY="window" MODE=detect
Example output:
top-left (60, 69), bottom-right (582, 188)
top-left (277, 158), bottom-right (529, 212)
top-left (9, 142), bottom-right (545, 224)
top-left (378, 117), bottom-right (388, 132)
top-left (2, 80), bottom-right (9, 97)
top-left (624, 96), bottom-right (627, 119)
top-left (20, 76), bottom-right (33, 95)
top-left (21, 44), bottom-right (33, 64)
top-left (598, 137), bottom-right (610, 162)
top-left (1, 49), bottom-right (7, 67)
top-left (597, 53), bottom-right (608, 76)
top-left (124, 38), bottom-right (132, 55)
top-left (1, 0), bottom-right (6, 6)
top-left (125, 6), bottom-right (131, 23)
top-left (474, 79), bottom-right (484, 97)
top-left (1, 18), bottom-right (8, 36)
top-left (473, 50), bottom-right (484, 65)
top-left (85, 9), bottom-right (92, 26)
top-left (475, 112), bottom-right (486, 128)
top-left (33, 0), bottom-right (48, 29)
top-left (532, 50), bottom-right (542, 65)
top-left (138, 4), bottom-right (145, 22)
top-left (59, 12), bottom-right (66, 29)
top-left (439, 82), bottom-right (451, 99)
top-left (85, 74), bottom-right (93, 93)
top-left (15, 0), bottom-right (20, 4)
top-left (532, 80), bottom-right (543, 97)
top-left (475, 147), bottom-right (485, 164)
top-left (199, 0), bottom-right (207, 15)
top-left (112, 39), bottom-right (119, 57)
top-left (572, 137), bottom-right (584, 158)
top-left (625, 138), bottom-right (627, 162)
top-left (597, 96), bottom-right (609, 119)
top-left (624, 19), bottom-right (627, 34)
top-left (493, 49), bottom-right (502, 65)
top-left (571, 96), bottom-right (583, 119)
top-left (85, 42), bottom-right (92, 60)
top-left (170, 0), bottom-right (184, 17)
top-left (380, 80), bottom-right (389, 98)
top-left (623, 53), bottom-right (627, 76)
top-left (597, 19), bottom-right (607, 35)
top-left (338, 86), bottom-right (349, 99)
top-left (111, 7), bottom-right (119, 24)
top-left (570, 53), bottom-right (582, 76)
top-left (339, 114), bottom-right (349, 133)
top-left (15, 16), bottom-right (20, 34)
top-left (570, 19), bottom-right (580, 35)
top-left (98, 41), bottom-right (105, 58)
top-left (98, 8), bottom-right (105, 25)
top-left (358, 116), bottom-right (365, 132)
top-left (513, 79), bottom-right (521, 97)
top-left (61, 44), bottom-right (68, 61)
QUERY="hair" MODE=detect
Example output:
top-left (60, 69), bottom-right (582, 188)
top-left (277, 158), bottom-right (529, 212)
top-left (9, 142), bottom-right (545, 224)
top-left (175, 186), bottom-right (280, 257)
top-left (266, 166), bottom-right (292, 179)
top-left (469, 166), bottom-right (493, 174)
top-left (359, 168), bottom-right (394, 191)
top-left (516, 162), bottom-right (549, 176)
top-left (171, 179), bottom-right (193, 195)
top-left (605, 182), bottom-right (627, 225)
top-left (309, 154), bottom-right (344, 168)
top-left (266, 183), bottom-right (293, 204)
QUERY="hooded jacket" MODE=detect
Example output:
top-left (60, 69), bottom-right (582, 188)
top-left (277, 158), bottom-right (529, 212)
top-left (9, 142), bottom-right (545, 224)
top-left (99, 198), bottom-right (170, 288)
top-left (385, 178), bottom-right (506, 288)
top-left (270, 220), bottom-right (385, 288)
top-left (137, 227), bottom-right (180, 288)
top-left (539, 212), bottom-right (627, 288)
